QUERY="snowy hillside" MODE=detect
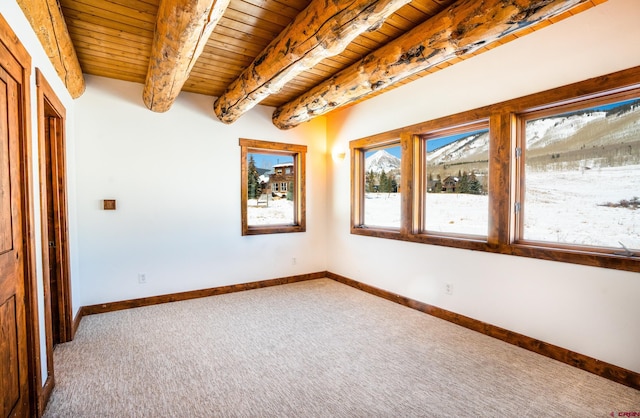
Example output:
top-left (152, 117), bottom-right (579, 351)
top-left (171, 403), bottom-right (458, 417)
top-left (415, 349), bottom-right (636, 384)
top-left (527, 102), bottom-right (640, 151)
top-left (366, 149), bottom-right (400, 173)
top-left (425, 100), bottom-right (640, 167)
top-left (427, 131), bottom-right (489, 166)
top-left (526, 113), bottom-right (605, 150)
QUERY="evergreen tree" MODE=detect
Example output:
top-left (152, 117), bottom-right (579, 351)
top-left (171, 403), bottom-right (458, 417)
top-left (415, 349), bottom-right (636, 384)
top-left (468, 172), bottom-right (482, 195)
top-left (287, 181), bottom-right (294, 201)
top-left (434, 174), bottom-right (442, 193)
top-left (390, 176), bottom-right (398, 193)
top-left (379, 170), bottom-right (389, 193)
top-left (248, 155), bottom-right (260, 199)
top-left (458, 171), bottom-right (470, 194)
top-left (365, 170), bottom-right (377, 193)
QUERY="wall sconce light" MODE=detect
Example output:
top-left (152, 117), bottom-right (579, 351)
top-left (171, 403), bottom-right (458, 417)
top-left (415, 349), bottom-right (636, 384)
top-left (332, 146), bottom-right (346, 162)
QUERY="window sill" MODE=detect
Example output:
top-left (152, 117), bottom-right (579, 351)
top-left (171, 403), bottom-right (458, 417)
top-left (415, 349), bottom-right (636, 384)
top-left (350, 229), bottom-right (639, 272)
top-left (509, 242), bottom-right (640, 273)
top-left (244, 224), bottom-right (305, 236)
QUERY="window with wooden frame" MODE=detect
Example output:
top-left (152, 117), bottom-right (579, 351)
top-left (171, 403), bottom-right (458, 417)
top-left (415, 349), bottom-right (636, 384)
top-left (240, 139), bottom-right (306, 235)
top-left (351, 136), bottom-right (407, 237)
top-left (515, 92), bottom-right (640, 256)
top-left (349, 65), bottom-right (640, 272)
top-left (416, 121), bottom-right (490, 240)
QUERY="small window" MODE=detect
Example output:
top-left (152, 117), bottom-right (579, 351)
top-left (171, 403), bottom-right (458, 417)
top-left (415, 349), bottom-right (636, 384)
top-left (240, 139), bottom-right (306, 235)
top-left (352, 141), bottom-right (402, 230)
top-left (419, 123), bottom-right (490, 238)
top-left (517, 94), bottom-right (640, 254)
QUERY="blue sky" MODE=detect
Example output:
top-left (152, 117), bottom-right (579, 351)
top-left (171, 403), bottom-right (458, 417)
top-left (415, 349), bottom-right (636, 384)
top-left (249, 152), bottom-right (293, 170)
top-left (592, 97), bottom-right (639, 111)
top-left (427, 132), bottom-right (474, 152)
top-left (365, 129), bottom-right (489, 158)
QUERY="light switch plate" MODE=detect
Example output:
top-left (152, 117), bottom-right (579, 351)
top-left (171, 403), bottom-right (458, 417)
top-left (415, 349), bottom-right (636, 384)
top-left (103, 199), bottom-right (116, 210)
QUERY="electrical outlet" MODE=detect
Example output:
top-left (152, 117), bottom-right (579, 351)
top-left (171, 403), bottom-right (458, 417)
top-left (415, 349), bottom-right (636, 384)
top-left (138, 273), bottom-right (147, 284)
top-left (445, 283), bottom-right (453, 295)
top-left (292, 257), bottom-right (297, 265)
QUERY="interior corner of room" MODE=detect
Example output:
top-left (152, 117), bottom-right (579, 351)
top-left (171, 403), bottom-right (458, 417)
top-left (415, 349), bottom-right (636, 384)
top-left (0, 0), bottom-right (639, 416)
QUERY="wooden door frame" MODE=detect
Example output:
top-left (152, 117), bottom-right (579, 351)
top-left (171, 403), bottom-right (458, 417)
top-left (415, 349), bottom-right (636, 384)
top-left (36, 68), bottom-right (73, 410)
top-left (0, 13), bottom-right (41, 418)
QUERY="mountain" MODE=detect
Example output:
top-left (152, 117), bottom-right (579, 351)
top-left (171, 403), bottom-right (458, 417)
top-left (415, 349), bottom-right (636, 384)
top-left (366, 149), bottom-right (400, 173)
top-left (427, 131), bottom-right (489, 166)
top-left (526, 105), bottom-right (640, 150)
top-left (426, 100), bottom-right (640, 168)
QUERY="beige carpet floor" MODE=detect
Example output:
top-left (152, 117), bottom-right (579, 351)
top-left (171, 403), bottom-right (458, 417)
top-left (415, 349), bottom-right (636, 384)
top-left (43, 279), bottom-right (639, 417)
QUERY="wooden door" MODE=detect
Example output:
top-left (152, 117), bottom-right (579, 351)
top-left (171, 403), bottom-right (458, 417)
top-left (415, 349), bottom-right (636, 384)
top-left (0, 44), bottom-right (30, 417)
top-left (45, 117), bottom-right (61, 345)
top-left (37, 69), bottom-right (73, 353)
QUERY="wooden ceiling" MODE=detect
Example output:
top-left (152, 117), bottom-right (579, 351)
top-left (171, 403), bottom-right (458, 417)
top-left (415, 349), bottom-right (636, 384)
top-left (59, 0), bottom-right (454, 107)
top-left (24, 0), bottom-right (604, 128)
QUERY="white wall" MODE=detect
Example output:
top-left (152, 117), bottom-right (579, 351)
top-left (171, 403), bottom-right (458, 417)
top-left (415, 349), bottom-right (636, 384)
top-left (0, 1), bottom-right (80, 384)
top-left (74, 76), bottom-right (327, 305)
top-left (326, 0), bottom-right (640, 373)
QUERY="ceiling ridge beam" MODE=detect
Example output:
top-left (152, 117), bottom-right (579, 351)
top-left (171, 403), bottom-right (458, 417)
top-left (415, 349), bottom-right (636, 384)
top-left (17, 0), bottom-right (85, 98)
top-left (143, 0), bottom-right (230, 113)
top-left (272, 0), bottom-right (591, 129)
top-left (213, 0), bottom-right (413, 124)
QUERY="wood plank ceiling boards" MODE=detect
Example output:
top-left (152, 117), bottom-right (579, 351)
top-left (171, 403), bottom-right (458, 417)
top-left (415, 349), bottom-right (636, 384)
top-left (20, 0), bottom-right (600, 128)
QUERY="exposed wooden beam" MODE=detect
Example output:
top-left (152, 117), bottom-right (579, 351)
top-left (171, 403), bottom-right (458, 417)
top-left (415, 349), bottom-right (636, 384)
top-left (273, 0), bottom-right (590, 129)
top-left (213, 0), bottom-right (412, 124)
top-left (16, 0), bottom-right (85, 98)
top-left (143, 0), bottom-right (230, 112)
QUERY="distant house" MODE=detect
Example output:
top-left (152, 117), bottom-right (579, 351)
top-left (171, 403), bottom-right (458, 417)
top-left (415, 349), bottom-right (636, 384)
top-left (269, 163), bottom-right (295, 197)
top-left (442, 176), bottom-right (459, 192)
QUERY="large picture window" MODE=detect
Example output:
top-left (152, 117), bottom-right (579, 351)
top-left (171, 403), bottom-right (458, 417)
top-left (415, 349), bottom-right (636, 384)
top-left (517, 95), bottom-right (640, 252)
top-left (240, 139), bottom-right (306, 235)
top-left (348, 66), bottom-right (640, 272)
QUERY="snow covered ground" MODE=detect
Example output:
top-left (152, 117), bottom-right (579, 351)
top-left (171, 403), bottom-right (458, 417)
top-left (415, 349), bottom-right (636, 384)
top-left (424, 193), bottom-right (488, 236)
top-left (525, 164), bottom-right (639, 249)
top-left (363, 164), bottom-right (640, 249)
top-left (364, 193), bottom-right (402, 228)
top-left (364, 192), bottom-right (488, 235)
top-left (247, 163), bottom-right (639, 250)
top-left (247, 198), bottom-right (294, 225)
